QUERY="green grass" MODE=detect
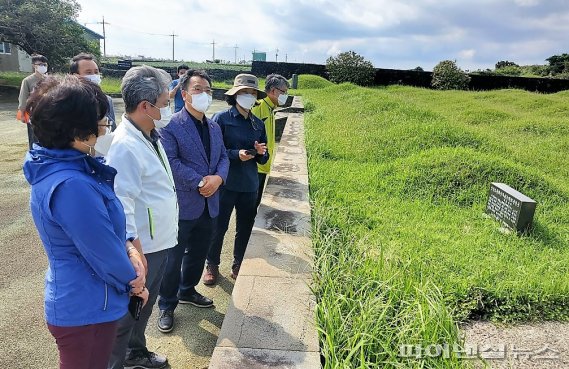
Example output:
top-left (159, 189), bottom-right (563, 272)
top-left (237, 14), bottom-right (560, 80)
top-left (293, 74), bottom-right (333, 89)
top-left (303, 82), bottom-right (569, 368)
top-left (100, 76), bottom-right (122, 94)
top-left (0, 71), bottom-right (27, 87)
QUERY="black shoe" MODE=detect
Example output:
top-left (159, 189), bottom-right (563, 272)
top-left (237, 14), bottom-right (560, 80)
top-left (124, 348), bottom-right (168, 369)
top-left (179, 292), bottom-right (214, 308)
top-left (157, 310), bottom-right (174, 333)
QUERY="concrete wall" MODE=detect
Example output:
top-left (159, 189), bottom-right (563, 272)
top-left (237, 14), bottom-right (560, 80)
top-left (0, 45), bottom-right (20, 72)
top-left (209, 97), bottom-right (320, 369)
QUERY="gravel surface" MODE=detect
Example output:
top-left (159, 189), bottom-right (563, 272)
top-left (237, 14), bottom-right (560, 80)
top-left (463, 321), bottom-right (569, 369)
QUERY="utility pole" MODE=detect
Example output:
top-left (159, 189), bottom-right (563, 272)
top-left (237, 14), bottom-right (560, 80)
top-left (285, 53), bottom-right (288, 62)
top-left (85, 17), bottom-right (108, 58)
top-left (211, 40), bottom-right (216, 62)
top-left (169, 31), bottom-right (178, 62)
top-left (275, 48), bottom-right (279, 62)
top-left (233, 44), bottom-right (238, 64)
top-left (101, 16), bottom-right (106, 58)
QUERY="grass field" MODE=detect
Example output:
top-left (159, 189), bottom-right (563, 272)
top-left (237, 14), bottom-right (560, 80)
top-left (298, 76), bottom-right (569, 368)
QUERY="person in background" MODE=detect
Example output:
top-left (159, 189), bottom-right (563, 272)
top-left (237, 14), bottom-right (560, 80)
top-left (157, 70), bottom-right (229, 333)
top-left (204, 74), bottom-right (268, 284)
top-left (70, 52), bottom-right (117, 131)
top-left (106, 65), bottom-right (178, 369)
top-left (23, 75), bottom-right (147, 369)
top-left (168, 64), bottom-right (190, 113)
top-left (251, 73), bottom-right (289, 207)
top-left (18, 54), bottom-right (48, 149)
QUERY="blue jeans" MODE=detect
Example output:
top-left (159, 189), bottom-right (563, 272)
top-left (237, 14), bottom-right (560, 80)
top-left (207, 188), bottom-right (258, 267)
top-left (158, 212), bottom-right (216, 311)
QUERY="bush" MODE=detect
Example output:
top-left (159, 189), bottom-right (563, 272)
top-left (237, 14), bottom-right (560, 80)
top-left (431, 60), bottom-right (471, 90)
top-left (494, 65), bottom-right (522, 76)
top-left (495, 60), bottom-right (519, 69)
top-left (326, 51), bottom-right (375, 86)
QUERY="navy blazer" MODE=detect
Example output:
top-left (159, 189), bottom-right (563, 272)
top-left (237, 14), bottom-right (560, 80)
top-left (161, 108), bottom-right (229, 220)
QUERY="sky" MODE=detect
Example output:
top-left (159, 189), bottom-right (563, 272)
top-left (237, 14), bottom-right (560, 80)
top-left (76, 0), bottom-right (569, 71)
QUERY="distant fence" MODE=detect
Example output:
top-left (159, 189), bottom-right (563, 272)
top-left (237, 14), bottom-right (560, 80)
top-left (374, 68), bottom-right (569, 93)
top-left (96, 60), bottom-right (569, 93)
top-left (100, 63), bottom-right (242, 83)
top-left (251, 61), bottom-right (327, 79)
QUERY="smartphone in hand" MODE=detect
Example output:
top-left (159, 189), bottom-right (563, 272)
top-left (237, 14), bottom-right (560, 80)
top-left (245, 149), bottom-right (257, 156)
top-left (128, 296), bottom-right (143, 320)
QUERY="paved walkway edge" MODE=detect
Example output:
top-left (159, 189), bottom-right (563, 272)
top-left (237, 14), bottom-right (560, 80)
top-left (209, 96), bottom-right (320, 368)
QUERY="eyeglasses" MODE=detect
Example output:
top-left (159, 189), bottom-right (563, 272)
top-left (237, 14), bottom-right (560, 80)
top-left (148, 101), bottom-right (170, 109)
top-left (275, 87), bottom-right (288, 94)
top-left (98, 116), bottom-right (112, 128)
top-left (190, 86), bottom-right (213, 95)
top-left (34, 63), bottom-right (48, 67)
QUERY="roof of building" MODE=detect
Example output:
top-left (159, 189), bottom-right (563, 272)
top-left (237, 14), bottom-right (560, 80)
top-left (78, 23), bottom-right (104, 39)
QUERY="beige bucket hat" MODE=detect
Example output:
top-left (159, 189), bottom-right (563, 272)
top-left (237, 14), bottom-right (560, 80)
top-left (225, 73), bottom-right (267, 98)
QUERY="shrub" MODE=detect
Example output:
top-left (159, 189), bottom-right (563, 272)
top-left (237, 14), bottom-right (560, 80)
top-left (325, 51), bottom-right (375, 86)
top-left (431, 60), bottom-right (471, 90)
top-left (495, 60), bottom-right (519, 69)
top-left (494, 65), bottom-right (523, 76)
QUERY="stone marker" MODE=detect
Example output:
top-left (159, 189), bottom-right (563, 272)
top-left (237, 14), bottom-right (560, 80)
top-left (486, 182), bottom-right (537, 233)
top-left (291, 74), bottom-right (298, 89)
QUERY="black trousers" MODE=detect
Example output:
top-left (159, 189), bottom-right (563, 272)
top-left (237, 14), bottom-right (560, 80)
top-left (256, 173), bottom-right (268, 208)
top-left (207, 188), bottom-right (258, 267)
top-left (158, 211), bottom-right (216, 311)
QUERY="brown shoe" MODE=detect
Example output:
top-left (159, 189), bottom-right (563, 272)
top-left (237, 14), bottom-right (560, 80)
top-left (231, 264), bottom-right (240, 280)
top-left (203, 264), bottom-right (219, 286)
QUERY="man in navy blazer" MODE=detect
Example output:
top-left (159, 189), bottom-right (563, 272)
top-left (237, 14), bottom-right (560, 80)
top-left (157, 70), bottom-right (229, 333)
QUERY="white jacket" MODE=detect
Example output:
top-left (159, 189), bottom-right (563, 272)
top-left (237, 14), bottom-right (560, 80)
top-left (106, 115), bottom-right (178, 254)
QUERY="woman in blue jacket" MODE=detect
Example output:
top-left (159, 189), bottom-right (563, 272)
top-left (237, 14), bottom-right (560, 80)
top-left (23, 75), bottom-right (148, 369)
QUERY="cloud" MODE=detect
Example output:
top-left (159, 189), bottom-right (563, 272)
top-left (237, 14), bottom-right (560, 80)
top-left (76, 0), bottom-right (569, 70)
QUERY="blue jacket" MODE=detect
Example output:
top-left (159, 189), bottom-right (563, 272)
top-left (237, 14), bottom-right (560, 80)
top-left (23, 146), bottom-right (136, 327)
top-left (161, 108), bottom-right (229, 220)
top-left (212, 106), bottom-right (269, 192)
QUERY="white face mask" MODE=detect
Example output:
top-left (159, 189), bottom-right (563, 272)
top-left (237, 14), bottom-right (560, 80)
top-left (147, 104), bottom-right (173, 129)
top-left (84, 74), bottom-right (102, 85)
top-left (236, 93), bottom-right (257, 110)
top-left (36, 65), bottom-right (47, 74)
top-left (94, 127), bottom-right (113, 156)
top-left (277, 93), bottom-right (289, 106)
top-left (190, 92), bottom-right (212, 113)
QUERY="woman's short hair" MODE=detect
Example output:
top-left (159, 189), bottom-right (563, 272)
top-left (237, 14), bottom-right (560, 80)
top-left (27, 75), bottom-right (109, 149)
top-left (121, 65), bottom-right (172, 113)
top-left (225, 94), bottom-right (237, 106)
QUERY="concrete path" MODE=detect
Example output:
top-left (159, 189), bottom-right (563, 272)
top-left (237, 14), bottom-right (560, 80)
top-left (0, 98), bottom-right (236, 369)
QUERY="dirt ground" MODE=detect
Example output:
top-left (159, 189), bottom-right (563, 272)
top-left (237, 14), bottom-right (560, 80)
top-left (0, 97), bottom-right (236, 369)
top-left (462, 321), bottom-right (569, 369)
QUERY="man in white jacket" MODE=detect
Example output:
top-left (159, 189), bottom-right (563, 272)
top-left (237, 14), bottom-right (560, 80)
top-left (106, 65), bottom-right (178, 369)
